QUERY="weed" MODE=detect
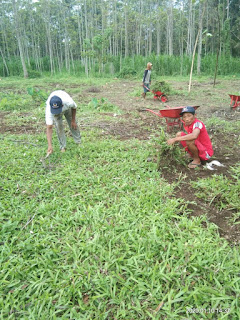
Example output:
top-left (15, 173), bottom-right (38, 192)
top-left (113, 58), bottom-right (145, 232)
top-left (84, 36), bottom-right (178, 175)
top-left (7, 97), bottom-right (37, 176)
top-left (191, 165), bottom-right (240, 223)
top-left (129, 87), bottom-right (142, 97)
top-left (0, 92), bottom-right (31, 111)
top-left (205, 116), bottom-right (240, 134)
top-left (157, 129), bottom-right (187, 171)
top-left (27, 87), bottom-right (48, 106)
top-left (86, 97), bottom-right (121, 113)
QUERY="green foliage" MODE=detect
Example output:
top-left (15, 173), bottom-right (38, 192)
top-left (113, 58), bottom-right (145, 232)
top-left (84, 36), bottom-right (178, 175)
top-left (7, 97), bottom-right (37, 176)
top-left (117, 66), bottom-right (137, 78)
top-left (157, 129), bottom-right (187, 171)
top-left (27, 87), bottom-right (48, 105)
top-left (191, 165), bottom-right (240, 223)
top-left (0, 92), bottom-right (30, 111)
top-left (0, 76), bottom-right (240, 319)
top-left (222, 19), bottom-right (231, 56)
top-left (27, 70), bottom-right (42, 79)
top-left (129, 87), bottom-right (142, 97)
top-left (1, 128), bottom-right (239, 319)
top-left (87, 97), bottom-right (121, 113)
top-left (205, 117), bottom-right (240, 134)
top-left (0, 97), bottom-right (8, 110)
top-left (2, 54), bottom-right (240, 78)
top-left (151, 80), bottom-right (172, 95)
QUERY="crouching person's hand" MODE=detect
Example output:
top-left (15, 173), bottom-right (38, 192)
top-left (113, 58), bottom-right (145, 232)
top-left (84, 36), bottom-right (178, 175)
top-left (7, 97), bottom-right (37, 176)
top-left (167, 138), bottom-right (176, 145)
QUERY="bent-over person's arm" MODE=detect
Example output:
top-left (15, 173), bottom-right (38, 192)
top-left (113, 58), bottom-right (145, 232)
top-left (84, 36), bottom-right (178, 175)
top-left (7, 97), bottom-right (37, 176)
top-left (46, 125), bottom-right (53, 154)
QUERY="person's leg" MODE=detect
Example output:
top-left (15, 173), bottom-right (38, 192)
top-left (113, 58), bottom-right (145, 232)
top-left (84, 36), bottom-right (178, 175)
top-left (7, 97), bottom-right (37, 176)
top-left (178, 132), bottom-right (193, 158)
top-left (177, 132), bottom-right (201, 168)
top-left (64, 110), bottom-right (81, 144)
top-left (195, 140), bottom-right (212, 161)
top-left (142, 83), bottom-right (149, 99)
top-left (186, 140), bottom-right (201, 167)
top-left (53, 114), bottom-right (67, 151)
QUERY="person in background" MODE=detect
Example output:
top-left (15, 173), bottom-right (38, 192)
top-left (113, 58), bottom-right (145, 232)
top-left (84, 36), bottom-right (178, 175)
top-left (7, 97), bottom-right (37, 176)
top-left (167, 106), bottom-right (213, 169)
top-left (45, 90), bottom-right (81, 155)
top-left (142, 62), bottom-right (152, 99)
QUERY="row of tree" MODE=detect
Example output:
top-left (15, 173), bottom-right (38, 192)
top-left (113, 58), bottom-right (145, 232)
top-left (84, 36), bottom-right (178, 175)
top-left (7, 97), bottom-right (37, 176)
top-left (0, 0), bottom-right (239, 77)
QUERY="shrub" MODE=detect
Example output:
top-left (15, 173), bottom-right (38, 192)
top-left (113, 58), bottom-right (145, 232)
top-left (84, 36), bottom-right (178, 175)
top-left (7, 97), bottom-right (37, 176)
top-left (27, 87), bottom-right (48, 105)
top-left (27, 70), bottom-right (42, 78)
top-left (117, 67), bottom-right (137, 78)
top-left (0, 93), bottom-right (30, 111)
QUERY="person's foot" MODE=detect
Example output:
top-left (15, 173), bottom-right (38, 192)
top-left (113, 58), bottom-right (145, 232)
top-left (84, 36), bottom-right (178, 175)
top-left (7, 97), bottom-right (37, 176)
top-left (188, 161), bottom-right (201, 169)
top-left (61, 148), bottom-right (66, 153)
top-left (185, 153), bottom-right (192, 159)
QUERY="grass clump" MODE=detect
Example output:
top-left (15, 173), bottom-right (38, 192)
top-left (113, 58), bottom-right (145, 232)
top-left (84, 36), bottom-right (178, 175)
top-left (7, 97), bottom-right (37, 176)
top-left (205, 116), bottom-right (240, 134)
top-left (117, 66), bottom-right (137, 78)
top-left (86, 97), bottom-right (121, 113)
top-left (0, 92), bottom-right (31, 111)
top-left (157, 130), bottom-right (186, 171)
top-left (27, 87), bottom-right (48, 106)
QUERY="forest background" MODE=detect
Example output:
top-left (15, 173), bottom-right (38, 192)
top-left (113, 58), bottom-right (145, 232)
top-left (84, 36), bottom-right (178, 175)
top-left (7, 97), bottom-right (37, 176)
top-left (0, 0), bottom-right (240, 79)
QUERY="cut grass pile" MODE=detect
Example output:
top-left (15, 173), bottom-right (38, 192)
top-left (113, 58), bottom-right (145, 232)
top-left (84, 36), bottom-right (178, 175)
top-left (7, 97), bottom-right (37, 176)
top-left (157, 130), bottom-right (187, 171)
top-left (0, 77), bottom-right (240, 319)
top-left (151, 80), bottom-right (171, 95)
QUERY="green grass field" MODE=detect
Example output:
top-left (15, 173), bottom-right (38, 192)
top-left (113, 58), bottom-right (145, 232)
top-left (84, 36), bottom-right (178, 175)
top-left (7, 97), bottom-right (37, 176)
top-left (0, 76), bottom-right (239, 319)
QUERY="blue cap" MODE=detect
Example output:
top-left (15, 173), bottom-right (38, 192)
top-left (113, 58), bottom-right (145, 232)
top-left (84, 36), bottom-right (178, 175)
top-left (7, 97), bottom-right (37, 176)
top-left (180, 106), bottom-right (195, 116)
top-left (50, 96), bottom-right (63, 115)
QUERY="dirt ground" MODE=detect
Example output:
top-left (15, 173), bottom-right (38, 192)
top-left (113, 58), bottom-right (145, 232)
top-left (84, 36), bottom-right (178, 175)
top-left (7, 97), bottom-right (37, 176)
top-left (1, 78), bottom-right (239, 243)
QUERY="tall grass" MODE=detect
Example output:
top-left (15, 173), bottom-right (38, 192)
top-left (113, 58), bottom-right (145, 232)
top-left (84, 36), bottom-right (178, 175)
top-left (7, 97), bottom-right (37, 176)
top-left (1, 54), bottom-right (240, 78)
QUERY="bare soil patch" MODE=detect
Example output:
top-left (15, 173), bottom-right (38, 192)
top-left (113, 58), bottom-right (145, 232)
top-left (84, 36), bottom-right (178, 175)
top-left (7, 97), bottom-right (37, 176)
top-left (0, 112), bottom-right (42, 135)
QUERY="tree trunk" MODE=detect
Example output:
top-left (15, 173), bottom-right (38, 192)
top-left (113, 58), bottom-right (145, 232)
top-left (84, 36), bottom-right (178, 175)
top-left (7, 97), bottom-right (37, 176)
top-left (0, 47), bottom-right (9, 76)
top-left (12, 0), bottom-right (28, 78)
top-left (189, 4), bottom-right (206, 92)
top-left (214, 3), bottom-right (221, 87)
top-left (197, 3), bottom-right (203, 74)
top-left (43, 0), bottom-right (55, 75)
top-left (167, 1), bottom-right (173, 56)
top-left (186, 0), bottom-right (193, 55)
top-left (156, 17), bottom-right (161, 55)
top-left (124, 1), bottom-right (129, 57)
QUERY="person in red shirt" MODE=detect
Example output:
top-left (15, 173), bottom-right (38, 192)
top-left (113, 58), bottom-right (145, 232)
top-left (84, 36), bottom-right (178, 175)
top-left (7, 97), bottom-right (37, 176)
top-left (167, 106), bottom-right (213, 169)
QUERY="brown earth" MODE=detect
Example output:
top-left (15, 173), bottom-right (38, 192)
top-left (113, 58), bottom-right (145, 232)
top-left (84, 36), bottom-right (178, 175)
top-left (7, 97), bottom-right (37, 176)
top-left (0, 78), bottom-right (239, 243)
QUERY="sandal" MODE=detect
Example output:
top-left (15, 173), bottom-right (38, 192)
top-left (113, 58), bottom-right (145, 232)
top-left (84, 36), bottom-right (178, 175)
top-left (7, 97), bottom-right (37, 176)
top-left (188, 162), bottom-right (201, 169)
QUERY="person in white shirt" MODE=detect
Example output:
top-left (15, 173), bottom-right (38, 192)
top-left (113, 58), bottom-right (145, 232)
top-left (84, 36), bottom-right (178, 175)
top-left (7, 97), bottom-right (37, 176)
top-left (45, 90), bottom-right (81, 155)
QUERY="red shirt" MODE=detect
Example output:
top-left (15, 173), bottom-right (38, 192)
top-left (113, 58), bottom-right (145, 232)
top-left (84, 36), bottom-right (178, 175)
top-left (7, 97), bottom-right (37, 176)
top-left (183, 118), bottom-right (213, 156)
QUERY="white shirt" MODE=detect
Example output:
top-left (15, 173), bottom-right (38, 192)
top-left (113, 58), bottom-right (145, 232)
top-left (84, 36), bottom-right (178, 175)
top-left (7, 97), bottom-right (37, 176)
top-left (45, 90), bottom-right (77, 125)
